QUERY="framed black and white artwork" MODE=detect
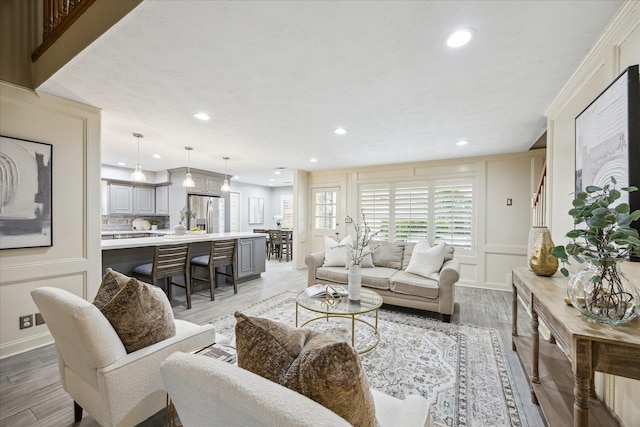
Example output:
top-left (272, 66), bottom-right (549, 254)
top-left (0, 135), bottom-right (53, 249)
top-left (248, 197), bottom-right (264, 225)
top-left (575, 64), bottom-right (639, 201)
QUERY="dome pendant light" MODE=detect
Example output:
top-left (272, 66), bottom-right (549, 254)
top-left (182, 146), bottom-right (195, 187)
top-left (130, 132), bottom-right (146, 182)
top-left (221, 156), bottom-right (231, 192)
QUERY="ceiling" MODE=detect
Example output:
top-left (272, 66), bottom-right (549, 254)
top-left (37, 0), bottom-right (622, 187)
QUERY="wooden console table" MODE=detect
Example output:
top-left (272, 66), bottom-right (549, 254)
top-left (511, 267), bottom-right (640, 427)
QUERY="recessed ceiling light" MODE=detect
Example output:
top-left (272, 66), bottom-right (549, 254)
top-left (152, 154), bottom-right (162, 159)
top-left (270, 178), bottom-right (274, 182)
top-left (446, 29), bottom-right (473, 48)
top-left (334, 127), bottom-right (347, 135)
top-left (310, 158), bottom-right (318, 163)
top-left (233, 175), bottom-right (239, 180)
top-left (275, 170), bottom-right (281, 175)
top-left (117, 162), bottom-right (126, 166)
top-left (456, 139), bottom-right (469, 146)
top-left (193, 112), bottom-right (210, 121)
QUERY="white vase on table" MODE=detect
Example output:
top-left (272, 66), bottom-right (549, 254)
top-left (348, 263), bottom-right (362, 301)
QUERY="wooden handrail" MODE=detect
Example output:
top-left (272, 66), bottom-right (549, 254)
top-left (31, 0), bottom-right (96, 62)
top-left (533, 161), bottom-right (547, 205)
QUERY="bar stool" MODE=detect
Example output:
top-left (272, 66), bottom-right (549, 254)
top-left (132, 243), bottom-right (192, 308)
top-left (191, 239), bottom-right (237, 301)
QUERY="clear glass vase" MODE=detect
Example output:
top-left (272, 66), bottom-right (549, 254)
top-left (567, 259), bottom-right (640, 325)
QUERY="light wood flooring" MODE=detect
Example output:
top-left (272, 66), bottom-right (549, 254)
top-left (0, 261), bottom-right (544, 427)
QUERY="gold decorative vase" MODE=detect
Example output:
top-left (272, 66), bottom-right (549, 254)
top-left (529, 230), bottom-right (558, 277)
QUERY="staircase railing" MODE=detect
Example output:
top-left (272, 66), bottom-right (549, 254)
top-left (532, 161), bottom-right (547, 227)
top-left (31, 0), bottom-right (96, 62)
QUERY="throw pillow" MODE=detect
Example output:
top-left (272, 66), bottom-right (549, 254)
top-left (100, 278), bottom-right (176, 353)
top-left (406, 241), bottom-right (446, 278)
top-left (235, 312), bottom-right (377, 427)
top-left (345, 245), bottom-right (375, 269)
top-left (94, 268), bottom-right (131, 310)
top-left (322, 235), bottom-right (353, 267)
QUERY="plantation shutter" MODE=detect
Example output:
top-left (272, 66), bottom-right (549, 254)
top-left (360, 184), bottom-right (390, 239)
top-left (433, 179), bottom-right (473, 250)
top-left (394, 182), bottom-right (429, 242)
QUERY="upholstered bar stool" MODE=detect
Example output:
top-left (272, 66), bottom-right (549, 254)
top-left (191, 239), bottom-right (237, 301)
top-left (132, 242), bottom-right (192, 308)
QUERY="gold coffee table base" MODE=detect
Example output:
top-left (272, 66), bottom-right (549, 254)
top-left (296, 288), bottom-right (383, 354)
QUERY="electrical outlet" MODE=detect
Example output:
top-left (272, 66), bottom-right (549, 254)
top-left (19, 315), bottom-right (33, 329)
top-left (35, 313), bottom-right (45, 325)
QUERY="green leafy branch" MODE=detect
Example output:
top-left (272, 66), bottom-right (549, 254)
top-left (551, 177), bottom-right (640, 278)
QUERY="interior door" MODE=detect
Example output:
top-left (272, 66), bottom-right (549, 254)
top-left (230, 191), bottom-right (240, 232)
top-left (311, 188), bottom-right (339, 253)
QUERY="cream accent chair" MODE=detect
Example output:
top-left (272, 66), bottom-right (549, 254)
top-left (161, 352), bottom-right (432, 427)
top-left (31, 287), bottom-right (217, 427)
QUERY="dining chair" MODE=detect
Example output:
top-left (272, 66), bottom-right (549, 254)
top-left (268, 229), bottom-right (284, 261)
top-left (191, 239), bottom-right (237, 301)
top-left (132, 242), bottom-right (192, 308)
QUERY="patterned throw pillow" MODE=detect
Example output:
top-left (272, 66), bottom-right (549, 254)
top-left (99, 278), bottom-right (176, 353)
top-left (235, 312), bottom-right (377, 427)
top-left (93, 268), bottom-right (131, 310)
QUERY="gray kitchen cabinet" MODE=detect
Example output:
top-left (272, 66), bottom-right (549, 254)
top-left (155, 185), bottom-right (169, 214)
top-left (191, 173), bottom-right (221, 195)
top-left (109, 183), bottom-right (134, 214)
top-left (237, 237), bottom-right (266, 279)
top-left (134, 186), bottom-right (155, 215)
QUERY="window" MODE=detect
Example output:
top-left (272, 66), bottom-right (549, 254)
top-left (433, 181), bottom-right (473, 250)
top-left (359, 184), bottom-right (390, 239)
top-left (281, 195), bottom-right (294, 229)
top-left (394, 182), bottom-right (429, 242)
top-left (314, 190), bottom-right (337, 229)
top-left (359, 178), bottom-right (474, 250)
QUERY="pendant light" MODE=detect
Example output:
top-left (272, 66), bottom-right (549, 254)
top-left (130, 132), bottom-right (146, 182)
top-left (182, 146), bottom-right (195, 187)
top-left (221, 156), bottom-right (230, 192)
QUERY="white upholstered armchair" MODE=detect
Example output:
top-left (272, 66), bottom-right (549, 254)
top-left (161, 352), bottom-right (432, 427)
top-left (31, 287), bottom-right (217, 427)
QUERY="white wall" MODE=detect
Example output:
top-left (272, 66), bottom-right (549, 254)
top-left (545, 2), bottom-right (639, 425)
top-left (305, 150), bottom-right (545, 290)
top-left (0, 82), bottom-right (102, 358)
top-left (229, 182), bottom-right (293, 231)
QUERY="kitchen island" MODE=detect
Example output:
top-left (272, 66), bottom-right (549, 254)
top-left (102, 231), bottom-right (267, 284)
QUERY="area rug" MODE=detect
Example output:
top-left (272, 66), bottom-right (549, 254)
top-left (206, 291), bottom-right (527, 427)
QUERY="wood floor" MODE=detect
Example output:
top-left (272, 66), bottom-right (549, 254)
top-left (0, 261), bottom-right (544, 427)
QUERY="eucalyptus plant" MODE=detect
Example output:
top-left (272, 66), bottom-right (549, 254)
top-left (551, 177), bottom-right (640, 275)
top-left (179, 206), bottom-right (196, 223)
top-left (551, 177), bottom-right (640, 322)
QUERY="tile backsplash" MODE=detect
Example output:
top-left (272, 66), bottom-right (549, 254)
top-left (101, 215), bottom-right (170, 231)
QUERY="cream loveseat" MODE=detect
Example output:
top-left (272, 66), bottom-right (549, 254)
top-left (305, 241), bottom-right (460, 322)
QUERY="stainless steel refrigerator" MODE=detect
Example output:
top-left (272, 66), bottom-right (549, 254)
top-left (188, 195), bottom-right (225, 233)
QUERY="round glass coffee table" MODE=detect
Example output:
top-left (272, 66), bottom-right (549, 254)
top-left (296, 287), bottom-right (383, 354)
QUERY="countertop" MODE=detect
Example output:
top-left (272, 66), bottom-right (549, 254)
top-left (101, 231), bottom-right (266, 250)
top-left (101, 230), bottom-right (171, 236)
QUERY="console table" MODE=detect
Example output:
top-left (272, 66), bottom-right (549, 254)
top-left (511, 267), bottom-right (640, 427)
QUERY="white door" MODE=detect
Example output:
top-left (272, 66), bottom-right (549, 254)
top-left (230, 191), bottom-right (240, 232)
top-left (311, 188), bottom-right (339, 252)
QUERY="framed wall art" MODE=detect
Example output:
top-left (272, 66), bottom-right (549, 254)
top-left (248, 197), bottom-right (264, 224)
top-left (575, 64), bottom-right (639, 259)
top-left (0, 135), bottom-right (53, 249)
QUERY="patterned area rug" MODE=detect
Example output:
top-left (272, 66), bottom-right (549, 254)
top-left (206, 291), bottom-right (527, 427)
